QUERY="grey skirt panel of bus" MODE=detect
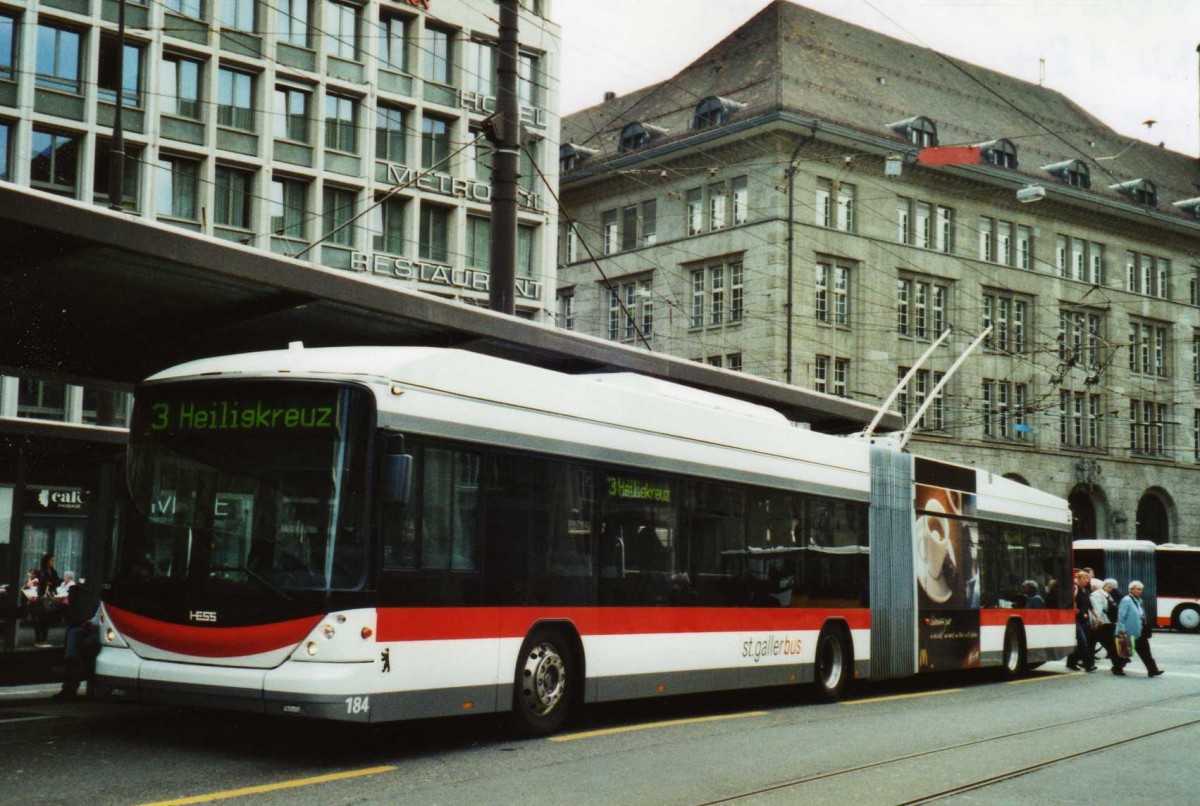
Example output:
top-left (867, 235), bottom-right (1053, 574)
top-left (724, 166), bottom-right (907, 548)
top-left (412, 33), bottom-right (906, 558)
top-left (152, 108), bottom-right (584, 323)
top-left (1104, 544), bottom-right (1158, 626)
top-left (869, 444), bottom-right (916, 679)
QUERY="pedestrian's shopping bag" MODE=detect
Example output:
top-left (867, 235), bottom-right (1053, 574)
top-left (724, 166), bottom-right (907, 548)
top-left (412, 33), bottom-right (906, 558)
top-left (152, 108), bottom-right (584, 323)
top-left (1115, 634), bottom-right (1132, 659)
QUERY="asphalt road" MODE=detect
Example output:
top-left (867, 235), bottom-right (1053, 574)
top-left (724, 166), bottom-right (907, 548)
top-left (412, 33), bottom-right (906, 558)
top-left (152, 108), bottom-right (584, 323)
top-left (2, 632), bottom-right (1197, 805)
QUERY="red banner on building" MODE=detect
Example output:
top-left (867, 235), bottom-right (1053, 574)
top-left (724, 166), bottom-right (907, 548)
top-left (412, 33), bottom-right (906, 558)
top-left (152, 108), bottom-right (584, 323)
top-left (916, 146), bottom-right (982, 166)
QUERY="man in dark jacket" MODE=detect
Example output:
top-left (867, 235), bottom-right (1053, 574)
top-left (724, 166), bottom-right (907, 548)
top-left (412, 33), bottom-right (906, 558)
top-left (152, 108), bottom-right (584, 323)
top-left (1065, 570), bottom-right (1096, 671)
top-left (51, 583), bottom-right (99, 701)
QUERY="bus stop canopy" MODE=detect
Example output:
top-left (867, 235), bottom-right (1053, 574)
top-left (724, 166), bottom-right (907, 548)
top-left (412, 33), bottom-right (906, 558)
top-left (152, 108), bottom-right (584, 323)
top-left (0, 185), bottom-right (899, 434)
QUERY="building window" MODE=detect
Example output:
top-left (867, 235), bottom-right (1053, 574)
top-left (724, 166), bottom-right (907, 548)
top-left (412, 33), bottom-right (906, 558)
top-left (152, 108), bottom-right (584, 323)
top-left (0, 121), bottom-right (11, 182)
top-left (1193, 330), bottom-right (1200, 385)
top-left (164, 0), bottom-right (202, 18)
top-left (465, 215), bottom-right (489, 268)
top-left (322, 186), bottom-right (356, 247)
top-left (35, 25), bottom-right (82, 94)
top-left (466, 40), bottom-right (496, 96)
top-left (98, 37), bottom-right (142, 107)
top-left (371, 197), bottom-right (405, 255)
top-left (898, 368), bottom-right (944, 431)
top-left (81, 389), bottom-right (132, 427)
top-left (815, 261), bottom-right (850, 326)
top-left (324, 93), bottom-right (357, 153)
top-left (30, 129), bottom-right (79, 197)
top-left (421, 115), bottom-right (450, 170)
top-left (156, 155), bottom-right (199, 220)
top-left (898, 276), bottom-right (947, 339)
top-left (935, 206), bottom-right (953, 253)
top-left (982, 379), bottom-right (1028, 440)
top-left (607, 278), bottom-right (652, 342)
top-left (730, 262), bottom-right (743, 322)
top-left (621, 205), bottom-right (638, 252)
top-left (642, 199), bottom-right (657, 246)
top-left (1059, 309), bottom-right (1103, 370)
top-left (277, 0), bottom-right (309, 47)
top-left (518, 51), bottom-right (541, 108)
top-left (376, 105), bottom-right (406, 163)
top-left (731, 176), bottom-right (748, 225)
top-left (381, 14), bottom-right (408, 73)
top-left (217, 67), bottom-right (255, 131)
top-left (92, 139), bottom-right (140, 210)
top-left (1017, 225), bottom-right (1032, 269)
top-left (1125, 251), bottom-right (1169, 298)
top-left (601, 209), bottom-right (617, 255)
top-left (269, 177), bottom-right (307, 241)
top-left (324, 0), bottom-right (358, 60)
top-left (0, 14), bottom-right (13, 81)
top-left (162, 55), bottom-right (202, 120)
top-left (214, 165), bottom-right (253, 230)
top-left (979, 216), bottom-right (995, 262)
top-left (1195, 410), bottom-right (1200, 461)
top-left (423, 25), bottom-right (452, 85)
top-left (18, 379), bottom-right (66, 421)
top-left (815, 356), bottom-right (849, 397)
top-left (816, 178), bottom-right (854, 231)
top-left (709, 265), bottom-right (724, 325)
top-left (419, 203), bottom-right (449, 262)
top-left (1129, 399), bottom-right (1168, 456)
top-left (982, 291), bottom-right (1027, 353)
top-left (896, 197), bottom-right (912, 245)
top-left (1060, 391), bottom-right (1101, 448)
top-left (726, 353), bottom-right (742, 372)
top-left (685, 188), bottom-right (702, 235)
top-left (557, 291), bottom-right (575, 330)
top-left (220, 0), bottom-right (255, 32)
top-left (274, 85), bottom-right (310, 142)
top-left (1128, 320), bottom-right (1169, 378)
top-left (709, 183), bottom-right (728, 230)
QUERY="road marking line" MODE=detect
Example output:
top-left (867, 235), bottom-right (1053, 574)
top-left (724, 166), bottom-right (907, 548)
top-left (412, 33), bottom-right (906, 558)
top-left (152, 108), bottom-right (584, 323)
top-left (1008, 672), bottom-right (1081, 685)
top-left (842, 688), bottom-right (963, 705)
top-left (139, 766), bottom-right (398, 805)
top-left (550, 710), bottom-right (767, 742)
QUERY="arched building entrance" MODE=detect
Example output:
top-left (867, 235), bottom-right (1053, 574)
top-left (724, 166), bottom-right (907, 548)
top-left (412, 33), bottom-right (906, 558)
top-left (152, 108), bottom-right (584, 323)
top-left (1068, 485), bottom-right (1108, 541)
top-left (1136, 489), bottom-right (1173, 545)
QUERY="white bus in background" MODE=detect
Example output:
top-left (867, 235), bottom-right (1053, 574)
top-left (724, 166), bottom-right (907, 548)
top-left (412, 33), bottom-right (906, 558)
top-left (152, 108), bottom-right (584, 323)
top-left (95, 346), bottom-right (1075, 735)
top-left (1156, 544), bottom-right (1200, 632)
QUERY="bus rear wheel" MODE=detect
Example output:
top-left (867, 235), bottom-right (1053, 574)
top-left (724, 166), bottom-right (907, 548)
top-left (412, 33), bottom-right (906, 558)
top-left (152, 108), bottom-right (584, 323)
top-left (510, 629), bottom-right (575, 738)
top-left (814, 627), bottom-right (850, 701)
top-left (1002, 623), bottom-right (1027, 678)
top-left (1172, 604), bottom-right (1200, 633)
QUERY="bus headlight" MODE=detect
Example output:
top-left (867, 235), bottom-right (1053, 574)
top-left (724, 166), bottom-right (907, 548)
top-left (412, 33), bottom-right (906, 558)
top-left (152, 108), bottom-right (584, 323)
top-left (322, 624), bottom-right (336, 640)
top-left (305, 641), bottom-right (318, 656)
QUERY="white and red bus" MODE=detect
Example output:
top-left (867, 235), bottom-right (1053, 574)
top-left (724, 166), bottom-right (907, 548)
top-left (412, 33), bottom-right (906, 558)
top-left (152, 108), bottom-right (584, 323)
top-left (1156, 545), bottom-right (1200, 632)
top-left (96, 346), bottom-right (1074, 734)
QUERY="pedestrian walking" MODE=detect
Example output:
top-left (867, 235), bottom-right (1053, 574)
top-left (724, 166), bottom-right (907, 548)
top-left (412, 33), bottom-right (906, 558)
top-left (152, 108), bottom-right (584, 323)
top-left (1115, 580), bottom-right (1163, 677)
top-left (1065, 570), bottom-right (1096, 671)
top-left (1090, 578), bottom-right (1118, 668)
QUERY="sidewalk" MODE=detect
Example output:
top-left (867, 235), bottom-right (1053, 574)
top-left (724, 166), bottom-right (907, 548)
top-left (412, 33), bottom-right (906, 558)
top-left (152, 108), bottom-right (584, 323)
top-left (0, 622), bottom-right (68, 687)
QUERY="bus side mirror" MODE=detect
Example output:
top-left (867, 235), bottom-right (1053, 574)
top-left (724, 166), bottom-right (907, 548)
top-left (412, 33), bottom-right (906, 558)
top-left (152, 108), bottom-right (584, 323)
top-left (383, 454), bottom-right (414, 505)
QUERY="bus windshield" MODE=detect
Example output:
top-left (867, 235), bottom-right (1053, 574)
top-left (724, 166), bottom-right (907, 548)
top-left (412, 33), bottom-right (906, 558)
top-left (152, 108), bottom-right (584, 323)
top-left (120, 380), bottom-right (373, 592)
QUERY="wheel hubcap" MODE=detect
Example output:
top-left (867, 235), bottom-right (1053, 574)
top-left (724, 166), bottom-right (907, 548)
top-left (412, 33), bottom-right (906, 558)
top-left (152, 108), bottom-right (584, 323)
top-left (1005, 636), bottom-right (1019, 670)
top-left (1180, 608), bottom-right (1200, 631)
top-left (521, 642), bottom-right (566, 716)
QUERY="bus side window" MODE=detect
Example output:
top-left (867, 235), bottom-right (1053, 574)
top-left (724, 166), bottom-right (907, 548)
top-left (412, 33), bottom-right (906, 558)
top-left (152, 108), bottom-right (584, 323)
top-left (380, 446), bottom-right (419, 569)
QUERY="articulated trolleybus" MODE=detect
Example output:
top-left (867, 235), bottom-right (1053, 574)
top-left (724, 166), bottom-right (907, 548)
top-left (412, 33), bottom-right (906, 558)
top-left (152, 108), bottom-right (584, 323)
top-left (97, 346), bottom-right (1074, 735)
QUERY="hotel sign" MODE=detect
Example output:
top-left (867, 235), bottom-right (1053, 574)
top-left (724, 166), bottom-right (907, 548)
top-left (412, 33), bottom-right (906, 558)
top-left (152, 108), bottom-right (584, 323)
top-left (459, 91), bottom-right (547, 131)
top-left (350, 253), bottom-right (544, 300)
top-left (384, 163), bottom-right (543, 212)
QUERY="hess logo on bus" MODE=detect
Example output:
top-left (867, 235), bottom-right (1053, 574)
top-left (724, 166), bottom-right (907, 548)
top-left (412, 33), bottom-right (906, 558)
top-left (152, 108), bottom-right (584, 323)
top-left (189, 610), bottom-right (218, 623)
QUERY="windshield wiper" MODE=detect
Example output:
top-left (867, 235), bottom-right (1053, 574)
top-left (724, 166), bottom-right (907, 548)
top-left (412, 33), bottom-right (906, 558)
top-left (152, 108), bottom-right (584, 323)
top-left (210, 565), bottom-right (294, 603)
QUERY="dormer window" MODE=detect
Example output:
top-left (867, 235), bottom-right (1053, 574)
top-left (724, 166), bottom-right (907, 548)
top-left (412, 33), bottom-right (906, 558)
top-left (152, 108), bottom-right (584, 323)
top-left (1043, 159), bottom-right (1091, 189)
top-left (1111, 178), bottom-right (1157, 207)
top-left (559, 143), bottom-right (596, 172)
top-left (1172, 197), bottom-right (1200, 220)
top-left (979, 139), bottom-right (1018, 169)
top-left (617, 122), bottom-right (667, 153)
top-left (886, 116), bottom-right (938, 147)
top-left (693, 95), bottom-right (745, 130)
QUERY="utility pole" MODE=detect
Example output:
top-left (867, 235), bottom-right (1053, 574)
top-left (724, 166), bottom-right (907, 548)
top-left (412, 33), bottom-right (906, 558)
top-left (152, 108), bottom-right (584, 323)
top-left (107, 0), bottom-right (126, 210)
top-left (487, 0), bottom-right (519, 315)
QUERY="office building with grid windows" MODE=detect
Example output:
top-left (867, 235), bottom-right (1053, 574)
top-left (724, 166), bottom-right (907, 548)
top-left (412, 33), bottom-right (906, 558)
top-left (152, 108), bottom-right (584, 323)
top-left (0, 0), bottom-right (558, 635)
top-left (556, 1), bottom-right (1200, 546)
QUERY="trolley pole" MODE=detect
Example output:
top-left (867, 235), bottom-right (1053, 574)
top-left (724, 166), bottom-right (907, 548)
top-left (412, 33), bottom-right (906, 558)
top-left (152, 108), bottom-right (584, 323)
top-left (487, 0), bottom-right (519, 316)
top-left (107, 0), bottom-right (126, 210)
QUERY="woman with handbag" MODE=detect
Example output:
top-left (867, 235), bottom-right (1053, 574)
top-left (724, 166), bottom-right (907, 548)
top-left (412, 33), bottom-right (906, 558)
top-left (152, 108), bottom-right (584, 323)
top-left (32, 554), bottom-right (61, 648)
top-left (1114, 581), bottom-right (1163, 677)
top-left (1089, 578), bottom-right (1118, 668)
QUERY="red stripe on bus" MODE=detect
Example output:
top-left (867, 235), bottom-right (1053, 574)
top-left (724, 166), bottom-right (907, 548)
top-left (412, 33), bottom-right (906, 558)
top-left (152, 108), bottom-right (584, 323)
top-left (106, 605), bottom-right (322, 658)
top-left (979, 609), bottom-right (1075, 627)
top-left (375, 607), bottom-right (872, 642)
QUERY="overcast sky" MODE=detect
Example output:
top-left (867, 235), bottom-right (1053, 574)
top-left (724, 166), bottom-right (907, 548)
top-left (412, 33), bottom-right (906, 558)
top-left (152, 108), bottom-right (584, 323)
top-left (556, 0), bottom-right (1200, 157)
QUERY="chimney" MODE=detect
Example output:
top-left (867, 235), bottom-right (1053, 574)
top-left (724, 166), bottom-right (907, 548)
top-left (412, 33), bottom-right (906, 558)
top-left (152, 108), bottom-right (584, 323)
top-left (604, 91), bottom-right (616, 103)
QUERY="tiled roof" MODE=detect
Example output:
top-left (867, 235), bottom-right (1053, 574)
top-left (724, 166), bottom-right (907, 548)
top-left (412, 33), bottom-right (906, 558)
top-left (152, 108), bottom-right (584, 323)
top-left (562, 1), bottom-right (1199, 217)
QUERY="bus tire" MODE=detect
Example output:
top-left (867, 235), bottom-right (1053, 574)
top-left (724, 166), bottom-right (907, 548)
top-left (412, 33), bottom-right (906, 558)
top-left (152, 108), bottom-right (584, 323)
top-left (1002, 622), bottom-right (1027, 678)
top-left (814, 625), bottom-right (851, 701)
top-left (1172, 604), bottom-right (1200, 633)
top-left (509, 628), bottom-right (575, 738)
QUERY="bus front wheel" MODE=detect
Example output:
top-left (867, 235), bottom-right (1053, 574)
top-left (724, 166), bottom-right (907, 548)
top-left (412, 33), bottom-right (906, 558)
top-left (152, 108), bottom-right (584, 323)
top-left (510, 629), bottom-right (575, 738)
top-left (1172, 604), bottom-right (1200, 633)
top-left (1002, 623), bottom-right (1027, 678)
top-left (814, 626), bottom-right (851, 701)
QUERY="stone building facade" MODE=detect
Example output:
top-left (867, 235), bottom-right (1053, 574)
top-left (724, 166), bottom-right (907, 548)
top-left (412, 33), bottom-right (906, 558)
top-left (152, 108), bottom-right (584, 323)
top-left (557, 1), bottom-right (1200, 545)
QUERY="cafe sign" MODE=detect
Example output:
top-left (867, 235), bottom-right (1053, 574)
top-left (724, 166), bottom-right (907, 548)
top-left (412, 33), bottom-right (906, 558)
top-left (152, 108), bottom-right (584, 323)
top-left (25, 487), bottom-right (90, 514)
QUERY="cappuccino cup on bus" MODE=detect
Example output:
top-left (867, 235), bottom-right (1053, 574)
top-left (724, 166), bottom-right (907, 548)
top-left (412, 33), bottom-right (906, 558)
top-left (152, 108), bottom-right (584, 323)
top-left (921, 498), bottom-right (949, 580)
